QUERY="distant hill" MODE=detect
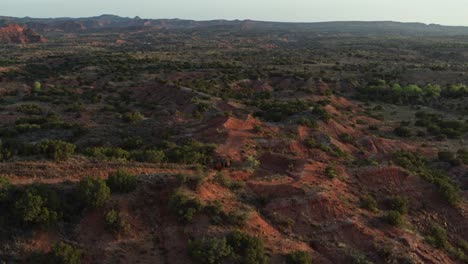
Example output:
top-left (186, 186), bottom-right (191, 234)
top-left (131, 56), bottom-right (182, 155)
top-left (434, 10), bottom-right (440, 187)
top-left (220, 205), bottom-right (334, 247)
top-left (1, 15), bottom-right (468, 36)
top-left (0, 24), bottom-right (46, 44)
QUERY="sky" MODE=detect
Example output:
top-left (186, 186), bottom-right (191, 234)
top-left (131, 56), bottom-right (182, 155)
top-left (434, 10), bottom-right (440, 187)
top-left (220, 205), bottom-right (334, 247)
top-left (2, 0), bottom-right (468, 26)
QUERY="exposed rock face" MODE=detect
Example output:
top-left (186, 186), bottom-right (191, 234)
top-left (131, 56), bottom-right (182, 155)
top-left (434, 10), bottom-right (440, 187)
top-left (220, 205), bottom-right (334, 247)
top-left (0, 24), bottom-right (46, 44)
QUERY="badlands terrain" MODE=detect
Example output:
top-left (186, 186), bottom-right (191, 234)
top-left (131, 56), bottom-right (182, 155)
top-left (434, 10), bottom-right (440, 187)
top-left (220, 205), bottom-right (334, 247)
top-left (0, 15), bottom-right (467, 264)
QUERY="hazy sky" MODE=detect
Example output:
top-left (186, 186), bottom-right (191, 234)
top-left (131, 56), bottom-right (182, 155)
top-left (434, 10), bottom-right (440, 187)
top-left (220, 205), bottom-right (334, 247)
top-left (2, 0), bottom-right (468, 26)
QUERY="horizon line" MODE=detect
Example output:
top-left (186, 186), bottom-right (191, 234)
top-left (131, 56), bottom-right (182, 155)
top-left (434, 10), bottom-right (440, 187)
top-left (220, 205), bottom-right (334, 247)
top-left (1, 14), bottom-right (468, 28)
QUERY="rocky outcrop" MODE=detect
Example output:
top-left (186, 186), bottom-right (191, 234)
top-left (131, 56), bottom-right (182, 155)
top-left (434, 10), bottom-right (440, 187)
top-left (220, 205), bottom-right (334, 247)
top-left (0, 24), bottom-right (46, 44)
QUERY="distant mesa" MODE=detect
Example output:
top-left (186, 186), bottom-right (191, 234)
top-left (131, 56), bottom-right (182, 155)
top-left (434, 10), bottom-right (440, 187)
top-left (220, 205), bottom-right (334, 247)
top-left (55, 21), bottom-right (87, 32)
top-left (0, 24), bottom-right (46, 44)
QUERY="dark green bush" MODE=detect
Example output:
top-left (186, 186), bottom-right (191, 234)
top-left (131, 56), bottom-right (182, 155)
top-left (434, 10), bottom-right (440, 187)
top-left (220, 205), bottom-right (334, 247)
top-left (106, 169), bottom-right (136, 193)
top-left (388, 196), bottom-right (408, 214)
top-left (188, 231), bottom-right (268, 264)
top-left (426, 224), bottom-right (447, 249)
top-left (76, 177), bottom-right (110, 208)
top-left (383, 210), bottom-right (403, 226)
top-left (18, 104), bottom-right (43, 115)
top-left (0, 176), bottom-right (11, 201)
top-left (165, 140), bottom-right (216, 164)
top-left (122, 111), bottom-right (144, 123)
top-left (120, 136), bottom-right (143, 150)
top-left (36, 140), bottom-right (76, 161)
top-left (360, 194), bottom-right (378, 212)
top-left (285, 251), bottom-right (312, 264)
top-left (189, 237), bottom-right (233, 264)
top-left (104, 209), bottom-right (128, 234)
top-left (169, 191), bottom-right (203, 223)
top-left (226, 230), bottom-right (268, 264)
top-left (84, 147), bottom-right (129, 160)
top-left (394, 126), bottom-right (412, 137)
top-left (14, 187), bottom-right (59, 226)
top-left (324, 165), bottom-right (338, 179)
top-left (48, 242), bottom-right (82, 264)
top-left (130, 149), bottom-right (165, 163)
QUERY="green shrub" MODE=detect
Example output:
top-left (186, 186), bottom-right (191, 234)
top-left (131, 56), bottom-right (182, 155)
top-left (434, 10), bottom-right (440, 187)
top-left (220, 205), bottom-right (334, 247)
top-left (383, 210), bottom-right (403, 226)
top-left (33, 81), bottom-right (42, 93)
top-left (213, 171), bottom-right (232, 188)
top-left (106, 169), bottom-right (136, 193)
top-left (457, 149), bottom-right (468, 164)
top-left (104, 209), bottom-right (128, 234)
top-left (169, 191), bottom-right (203, 223)
top-left (15, 123), bottom-right (41, 133)
top-left (324, 165), bottom-right (338, 179)
top-left (122, 111), bottom-right (144, 123)
top-left (394, 126), bottom-right (412, 137)
top-left (285, 251), bottom-right (312, 264)
top-left (189, 231), bottom-right (268, 264)
top-left (165, 140), bottom-right (216, 164)
top-left (84, 147), bottom-right (129, 161)
top-left (253, 124), bottom-right (263, 133)
top-left (388, 196), bottom-right (408, 214)
top-left (339, 133), bottom-right (354, 144)
top-left (48, 242), bottom-right (82, 264)
top-left (130, 149), bottom-right (165, 163)
top-left (244, 155), bottom-right (260, 171)
top-left (360, 195), bottom-right (378, 212)
top-left (297, 117), bottom-right (318, 128)
top-left (225, 209), bottom-right (248, 227)
top-left (0, 176), bottom-right (11, 201)
top-left (36, 140), bottom-right (76, 161)
top-left (18, 104), bottom-right (43, 115)
top-left (226, 231), bottom-right (268, 264)
top-left (120, 136), bottom-right (143, 150)
top-left (189, 237), bottom-right (233, 264)
top-left (76, 177), bottom-right (110, 208)
top-left (14, 188), bottom-right (59, 226)
top-left (426, 224), bottom-right (447, 249)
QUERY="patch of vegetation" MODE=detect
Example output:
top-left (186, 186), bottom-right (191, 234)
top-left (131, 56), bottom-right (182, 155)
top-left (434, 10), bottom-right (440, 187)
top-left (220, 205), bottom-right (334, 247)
top-left (122, 111), bottom-right (144, 123)
top-left (383, 210), bottom-right (403, 227)
top-left (360, 194), bottom-right (378, 212)
top-left (104, 209), bottom-right (128, 235)
top-left (188, 231), bottom-right (268, 264)
top-left (106, 169), bottom-right (137, 193)
top-left (393, 151), bottom-right (461, 205)
top-left (426, 223), bottom-right (448, 249)
top-left (243, 155), bottom-right (260, 171)
top-left (48, 242), bottom-right (82, 264)
top-left (387, 196), bottom-right (408, 214)
top-left (169, 190), bottom-right (203, 223)
top-left (188, 237), bottom-right (233, 264)
top-left (17, 104), bottom-right (43, 115)
top-left (76, 177), bottom-right (111, 208)
top-left (165, 140), bottom-right (216, 164)
top-left (285, 251), bottom-right (312, 264)
top-left (36, 140), bottom-right (76, 161)
top-left (324, 165), bottom-right (338, 179)
top-left (14, 186), bottom-right (59, 226)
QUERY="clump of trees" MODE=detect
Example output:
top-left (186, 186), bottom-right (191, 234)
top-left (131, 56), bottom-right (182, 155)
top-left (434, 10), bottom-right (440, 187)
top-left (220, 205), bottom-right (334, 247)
top-left (76, 177), bottom-right (110, 208)
top-left (104, 209), bottom-right (128, 234)
top-left (106, 169), bottom-right (136, 193)
top-left (48, 242), bottom-right (82, 264)
top-left (188, 231), bottom-right (268, 264)
top-left (284, 251), bottom-right (312, 264)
